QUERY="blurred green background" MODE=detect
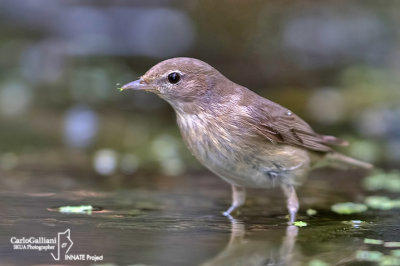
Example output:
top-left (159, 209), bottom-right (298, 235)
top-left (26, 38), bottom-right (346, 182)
top-left (1, 0), bottom-right (399, 182)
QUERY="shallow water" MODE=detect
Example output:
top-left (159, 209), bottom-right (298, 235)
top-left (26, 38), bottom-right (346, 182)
top-left (0, 169), bottom-right (399, 266)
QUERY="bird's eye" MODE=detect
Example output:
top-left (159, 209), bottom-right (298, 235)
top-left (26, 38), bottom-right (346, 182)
top-left (168, 72), bottom-right (180, 84)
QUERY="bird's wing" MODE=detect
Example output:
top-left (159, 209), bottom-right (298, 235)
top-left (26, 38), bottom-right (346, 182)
top-left (245, 101), bottom-right (347, 152)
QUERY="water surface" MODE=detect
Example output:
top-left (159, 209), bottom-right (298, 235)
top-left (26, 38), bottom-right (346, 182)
top-left (0, 169), bottom-right (399, 265)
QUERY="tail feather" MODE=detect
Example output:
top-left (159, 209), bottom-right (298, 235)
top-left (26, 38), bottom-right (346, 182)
top-left (313, 152), bottom-right (373, 170)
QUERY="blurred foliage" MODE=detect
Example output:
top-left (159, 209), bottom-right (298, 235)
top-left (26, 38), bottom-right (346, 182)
top-left (365, 196), bottom-right (400, 210)
top-left (331, 202), bottom-right (367, 214)
top-left (363, 170), bottom-right (400, 192)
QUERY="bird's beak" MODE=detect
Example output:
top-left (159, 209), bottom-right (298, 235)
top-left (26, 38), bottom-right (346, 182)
top-left (120, 79), bottom-right (149, 91)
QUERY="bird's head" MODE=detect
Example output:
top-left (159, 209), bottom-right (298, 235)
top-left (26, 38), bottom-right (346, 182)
top-left (121, 57), bottom-right (230, 111)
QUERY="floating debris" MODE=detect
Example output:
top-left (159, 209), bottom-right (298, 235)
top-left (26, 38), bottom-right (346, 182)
top-left (365, 196), bottom-right (400, 210)
top-left (331, 202), bottom-right (368, 214)
top-left (306, 208), bottom-right (317, 216)
top-left (363, 170), bottom-right (400, 192)
top-left (57, 205), bottom-right (94, 214)
top-left (293, 221), bottom-right (308, 227)
top-left (356, 250), bottom-right (383, 262)
top-left (364, 238), bottom-right (384, 245)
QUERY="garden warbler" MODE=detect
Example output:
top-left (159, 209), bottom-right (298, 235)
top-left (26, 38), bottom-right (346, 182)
top-left (122, 57), bottom-right (372, 224)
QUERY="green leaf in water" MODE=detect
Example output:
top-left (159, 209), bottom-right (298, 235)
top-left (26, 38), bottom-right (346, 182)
top-left (293, 221), bottom-right (307, 227)
top-left (331, 202), bottom-right (368, 214)
top-left (364, 238), bottom-right (384, 245)
top-left (59, 205), bottom-right (93, 214)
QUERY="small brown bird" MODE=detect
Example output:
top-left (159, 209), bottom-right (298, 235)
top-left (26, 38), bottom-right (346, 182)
top-left (122, 57), bottom-right (372, 223)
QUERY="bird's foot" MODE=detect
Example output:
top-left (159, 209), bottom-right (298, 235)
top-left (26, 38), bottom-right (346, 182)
top-left (222, 205), bottom-right (240, 217)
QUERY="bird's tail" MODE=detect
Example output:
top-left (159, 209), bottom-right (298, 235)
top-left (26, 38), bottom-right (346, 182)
top-left (313, 152), bottom-right (373, 170)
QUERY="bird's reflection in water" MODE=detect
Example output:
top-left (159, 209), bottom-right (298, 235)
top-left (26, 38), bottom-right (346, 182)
top-left (202, 217), bottom-right (300, 266)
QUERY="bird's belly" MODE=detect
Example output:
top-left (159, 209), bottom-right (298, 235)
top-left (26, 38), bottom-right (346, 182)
top-left (178, 119), bottom-right (310, 188)
top-left (197, 145), bottom-right (309, 188)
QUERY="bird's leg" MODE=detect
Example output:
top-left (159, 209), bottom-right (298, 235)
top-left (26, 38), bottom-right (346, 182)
top-left (223, 184), bottom-right (246, 217)
top-left (281, 184), bottom-right (299, 224)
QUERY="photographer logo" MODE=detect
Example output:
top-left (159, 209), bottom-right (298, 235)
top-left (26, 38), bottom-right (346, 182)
top-left (10, 229), bottom-right (103, 262)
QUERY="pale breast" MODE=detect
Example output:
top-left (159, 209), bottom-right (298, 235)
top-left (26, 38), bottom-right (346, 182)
top-left (176, 112), bottom-right (311, 188)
